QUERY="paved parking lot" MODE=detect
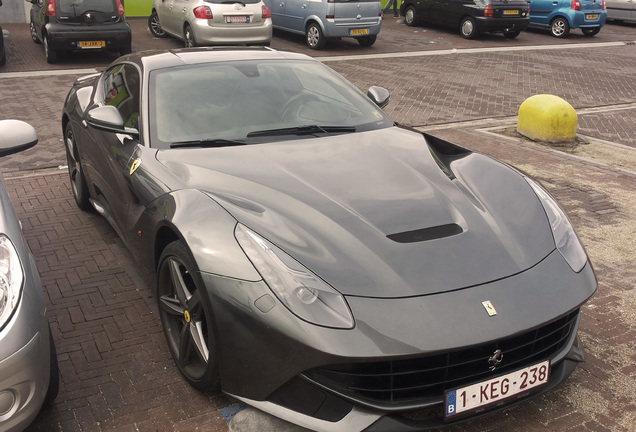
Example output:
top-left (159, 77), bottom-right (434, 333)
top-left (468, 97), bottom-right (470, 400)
top-left (1, 16), bottom-right (636, 432)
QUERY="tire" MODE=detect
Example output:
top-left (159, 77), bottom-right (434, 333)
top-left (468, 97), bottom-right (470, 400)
top-left (460, 17), bottom-right (478, 39)
top-left (184, 24), bottom-right (197, 48)
top-left (43, 36), bottom-right (58, 64)
top-left (503, 29), bottom-right (521, 39)
top-left (65, 125), bottom-right (91, 211)
top-left (358, 35), bottom-right (377, 47)
top-left (157, 241), bottom-right (220, 392)
top-left (550, 17), bottom-right (570, 38)
top-left (30, 21), bottom-right (41, 44)
top-left (582, 27), bottom-right (600, 36)
top-left (148, 11), bottom-right (167, 38)
top-left (404, 6), bottom-right (418, 27)
top-left (306, 22), bottom-right (326, 50)
top-left (43, 325), bottom-right (59, 407)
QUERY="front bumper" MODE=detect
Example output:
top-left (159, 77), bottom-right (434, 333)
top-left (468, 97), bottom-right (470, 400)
top-left (204, 248), bottom-right (595, 430)
top-left (0, 247), bottom-right (52, 432)
top-left (45, 21), bottom-right (131, 51)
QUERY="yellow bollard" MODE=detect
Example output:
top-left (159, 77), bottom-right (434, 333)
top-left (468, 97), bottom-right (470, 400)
top-left (517, 95), bottom-right (577, 143)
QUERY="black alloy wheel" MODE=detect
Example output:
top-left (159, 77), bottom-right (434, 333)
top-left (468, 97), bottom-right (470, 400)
top-left (157, 241), bottom-right (220, 391)
top-left (148, 11), bottom-right (166, 38)
top-left (65, 126), bottom-right (91, 210)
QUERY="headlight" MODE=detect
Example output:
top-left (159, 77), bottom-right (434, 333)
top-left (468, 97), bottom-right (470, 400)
top-left (235, 224), bottom-right (354, 329)
top-left (0, 235), bottom-right (24, 330)
top-left (526, 178), bottom-right (588, 272)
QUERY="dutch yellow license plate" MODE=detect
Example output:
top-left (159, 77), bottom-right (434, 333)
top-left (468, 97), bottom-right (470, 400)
top-left (78, 41), bottom-right (105, 48)
top-left (586, 14), bottom-right (599, 19)
top-left (350, 28), bottom-right (369, 36)
top-left (504, 9), bottom-right (519, 15)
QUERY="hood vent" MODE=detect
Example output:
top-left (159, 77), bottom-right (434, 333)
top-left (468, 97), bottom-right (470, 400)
top-left (387, 223), bottom-right (463, 243)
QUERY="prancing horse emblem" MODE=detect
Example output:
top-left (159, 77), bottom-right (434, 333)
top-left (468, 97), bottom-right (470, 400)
top-left (130, 158), bottom-right (141, 175)
top-left (488, 349), bottom-right (504, 371)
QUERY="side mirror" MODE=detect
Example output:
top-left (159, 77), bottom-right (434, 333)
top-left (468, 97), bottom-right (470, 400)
top-left (86, 105), bottom-right (138, 136)
top-left (367, 86), bottom-right (390, 109)
top-left (0, 120), bottom-right (38, 157)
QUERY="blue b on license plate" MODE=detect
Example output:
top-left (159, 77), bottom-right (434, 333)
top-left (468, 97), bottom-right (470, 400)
top-left (445, 360), bottom-right (550, 417)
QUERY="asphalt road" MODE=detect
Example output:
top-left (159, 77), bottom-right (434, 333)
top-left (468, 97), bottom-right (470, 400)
top-left (1, 16), bottom-right (636, 432)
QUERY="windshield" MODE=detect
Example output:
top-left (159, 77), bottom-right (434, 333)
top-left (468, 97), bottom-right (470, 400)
top-left (148, 59), bottom-right (393, 149)
top-left (58, 0), bottom-right (117, 15)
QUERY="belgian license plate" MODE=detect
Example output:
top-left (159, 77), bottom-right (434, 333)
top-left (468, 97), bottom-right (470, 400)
top-left (586, 14), bottom-right (599, 20)
top-left (445, 360), bottom-right (550, 418)
top-left (78, 41), bottom-right (105, 48)
top-left (504, 9), bottom-right (519, 15)
top-left (226, 15), bottom-right (250, 23)
top-left (350, 28), bottom-right (369, 36)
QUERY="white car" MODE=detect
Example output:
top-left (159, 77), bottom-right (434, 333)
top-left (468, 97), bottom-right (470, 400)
top-left (148, 0), bottom-right (272, 47)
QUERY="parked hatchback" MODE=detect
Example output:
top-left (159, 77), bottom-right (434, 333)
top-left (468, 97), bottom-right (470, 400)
top-left (401, 0), bottom-right (530, 39)
top-left (263, 0), bottom-right (382, 49)
top-left (0, 120), bottom-right (59, 432)
top-left (27, 0), bottom-right (131, 63)
top-left (148, 0), bottom-right (272, 47)
top-left (527, 0), bottom-right (607, 37)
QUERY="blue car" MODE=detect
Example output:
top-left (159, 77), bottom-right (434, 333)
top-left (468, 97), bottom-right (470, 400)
top-left (528, 0), bottom-right (607, 37)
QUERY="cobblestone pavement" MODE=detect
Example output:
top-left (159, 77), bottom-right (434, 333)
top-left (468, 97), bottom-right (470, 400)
top-left (1, 17), bottom-right (636, 432)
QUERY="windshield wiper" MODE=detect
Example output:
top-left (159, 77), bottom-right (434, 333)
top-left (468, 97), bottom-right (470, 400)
top-left (169, 139), bottom-right (247, 149)
top-left (247, 125), bottom-right (356, 138)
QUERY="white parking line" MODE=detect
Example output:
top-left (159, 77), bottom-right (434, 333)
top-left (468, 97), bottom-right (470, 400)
top-left (2, 41), bottom-right (635, 78)
top-left (0, 68), bottom-right (99, 79)
top-left (318, 41), bottom-right (636, 62)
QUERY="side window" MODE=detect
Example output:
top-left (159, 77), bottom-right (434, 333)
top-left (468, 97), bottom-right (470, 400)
top-left (102, 64), bottom-right (141, 129)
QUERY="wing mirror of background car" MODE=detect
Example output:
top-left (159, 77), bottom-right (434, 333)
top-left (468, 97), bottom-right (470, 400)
top-left (0, 120), bottom-right (38, 157)
top-left (86, 105), bottom-right (139, 138)
top-left (367, 86), bottom-right (390, 109)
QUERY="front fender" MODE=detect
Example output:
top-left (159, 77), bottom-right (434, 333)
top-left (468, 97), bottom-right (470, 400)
top-left (148, 189), bottom-right (261, 282)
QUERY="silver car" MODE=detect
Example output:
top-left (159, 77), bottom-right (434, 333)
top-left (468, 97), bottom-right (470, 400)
top-left (148, 0), bottom-right (273, 47)
top-left (607, 0), bottom-right (636, 22)
top-left (264, 0), bottom-right (382, 49)
top-left (0, 120), bottom-right (58, 432)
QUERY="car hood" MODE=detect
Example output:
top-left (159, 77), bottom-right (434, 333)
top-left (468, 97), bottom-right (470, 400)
top-left (156, 127), bottom-right (556, 298)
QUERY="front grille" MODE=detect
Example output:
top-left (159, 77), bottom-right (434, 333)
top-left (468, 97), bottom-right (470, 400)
top-left (304, 309), bottom-right (579, 407)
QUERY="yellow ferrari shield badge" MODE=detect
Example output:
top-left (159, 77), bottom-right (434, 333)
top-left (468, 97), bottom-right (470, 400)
top-left (482, 300), bottom-right (497, 316)
top-left (130, 158), bottom-right (141, 175)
